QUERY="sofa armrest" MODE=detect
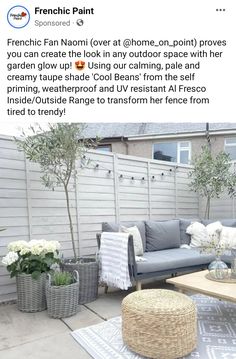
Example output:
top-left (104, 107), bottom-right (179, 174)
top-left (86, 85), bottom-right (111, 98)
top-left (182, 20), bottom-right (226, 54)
top-left (96, 233), bottom-right (101, 249)
top-left (96, 232), bottom-right (138, 281)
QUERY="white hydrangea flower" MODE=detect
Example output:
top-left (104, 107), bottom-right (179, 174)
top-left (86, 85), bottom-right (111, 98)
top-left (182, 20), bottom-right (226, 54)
top-left (2, 251), bottom-right (19, 266)
top-left (20, 246), bottom-right (31, 255)
top-left (29, 242), bottom-right (45, 256)
top-left (44, 241), bottom-right (61, 253)
top-left (8, 240), bottom-right (29, 252)
top-left (28, 239), bottom-right (60, 256)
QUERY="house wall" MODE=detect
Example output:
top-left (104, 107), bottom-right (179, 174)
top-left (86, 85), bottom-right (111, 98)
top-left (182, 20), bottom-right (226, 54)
top-left (110, 134), bottom-right (236, 162)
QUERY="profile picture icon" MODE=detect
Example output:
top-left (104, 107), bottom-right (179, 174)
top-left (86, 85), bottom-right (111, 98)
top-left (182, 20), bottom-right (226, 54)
top-left (7, 5), bottom-right (30, 29)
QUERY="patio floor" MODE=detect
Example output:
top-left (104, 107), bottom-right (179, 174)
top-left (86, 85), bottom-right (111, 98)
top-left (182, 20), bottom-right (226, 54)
top-left (0, 280), bottom-right (173, 359)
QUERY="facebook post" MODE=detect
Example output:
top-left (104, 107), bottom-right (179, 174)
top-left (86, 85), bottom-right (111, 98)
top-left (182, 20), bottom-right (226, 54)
top-left (0, 2), bottom-right (236, 358)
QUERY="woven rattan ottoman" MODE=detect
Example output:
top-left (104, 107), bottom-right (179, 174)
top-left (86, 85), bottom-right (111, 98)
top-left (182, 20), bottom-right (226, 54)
top-left (122, 289), bottom-right (197, 359)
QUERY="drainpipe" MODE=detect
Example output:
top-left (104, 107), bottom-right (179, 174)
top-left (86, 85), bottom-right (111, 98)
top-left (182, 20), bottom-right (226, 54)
top-left (121, 136), bottom-right (129, 155)
top-left (206, 122), bottom-right (211, 151)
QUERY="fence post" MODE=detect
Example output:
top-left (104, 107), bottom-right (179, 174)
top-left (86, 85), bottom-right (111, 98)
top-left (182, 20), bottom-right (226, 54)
top-left (25, 156), bottom-right (32, 241)
top-left (147, 161), bottom-right (152, 220)
top-left (233, 162), bottom-right (236, 218)
top-left (174, 166), bottom-right (178, 218)
top-left (74, 161), bottom-right (81, 257)
top-left (113, 154), bottom-right (120, 223)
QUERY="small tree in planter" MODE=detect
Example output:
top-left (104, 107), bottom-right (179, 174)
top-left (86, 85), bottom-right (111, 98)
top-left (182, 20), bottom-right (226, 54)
top-left (16, 123), bottom-right (99, 303)
top-left (189, 145), bottom-right (236, 219)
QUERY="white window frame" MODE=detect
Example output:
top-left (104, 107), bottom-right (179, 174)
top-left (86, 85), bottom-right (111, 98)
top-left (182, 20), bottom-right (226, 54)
top-left (177, 141), bottom-right (191, 164)
top-left (225, 138), bottom-right (236, 147)
top-left (153, 141), bottom-right (191, 164)
top-left (225, 138), bottom-right (236, 160)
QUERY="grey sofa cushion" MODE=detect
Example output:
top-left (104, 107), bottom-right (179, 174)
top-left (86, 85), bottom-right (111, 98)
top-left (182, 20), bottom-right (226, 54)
top-left (145, 220), bottom-right (180, 252)
top-left (136, 248), bottom-right (215, 274)
top-left (201, 219), bottom-right (236, 227)
top-left (179, 218), bottom-right (199, 245)
top-left (102, 221), bottom-right (146, 248)
top-left (102, 222), bottom-right (119, 232)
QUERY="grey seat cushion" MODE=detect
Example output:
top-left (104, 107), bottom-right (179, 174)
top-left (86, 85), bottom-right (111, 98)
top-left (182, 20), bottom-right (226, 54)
top-left (102, 221), bottom-right (146, 249)
top-left (136, 248), bottom-right (215, 274)
top-left (145, 220), bottom-right (180, 252)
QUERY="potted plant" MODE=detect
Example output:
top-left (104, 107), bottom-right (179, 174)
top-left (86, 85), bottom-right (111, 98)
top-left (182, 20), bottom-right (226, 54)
top-left (16, 123), bottom-right (99, 304)
top-left (189, 145), bottom-right (236, 219)
top-left (2, 239), bottom-right (61, 312)
top-left (46, 271), bottom-right (79, 318)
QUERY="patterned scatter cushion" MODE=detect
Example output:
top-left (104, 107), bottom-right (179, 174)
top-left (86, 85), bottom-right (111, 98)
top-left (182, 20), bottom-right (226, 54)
top-left (120, 226), bottom-right (144, 256)
top-left (186, 222), bottom-right (208, 248)
top-left (187, 221), bottom-right (223, 248)
top-left (220, 226), bottom-right (236, 248)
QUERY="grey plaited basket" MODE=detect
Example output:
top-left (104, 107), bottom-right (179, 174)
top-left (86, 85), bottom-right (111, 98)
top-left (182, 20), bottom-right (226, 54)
top-left (63, 258), bottom-right (99, 304)
top-left (46, 271), bottom-right (79, 318)
top-left (16, 273), bottom-right (47, 312)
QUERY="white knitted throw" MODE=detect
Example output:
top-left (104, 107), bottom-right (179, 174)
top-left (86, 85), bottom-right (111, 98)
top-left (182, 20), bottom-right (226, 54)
top-left (100, 232), bottom-right (132, 290)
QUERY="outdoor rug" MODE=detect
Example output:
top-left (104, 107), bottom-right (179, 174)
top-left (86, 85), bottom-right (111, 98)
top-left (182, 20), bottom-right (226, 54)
top-left (71, 295), bottom-right (236, 359)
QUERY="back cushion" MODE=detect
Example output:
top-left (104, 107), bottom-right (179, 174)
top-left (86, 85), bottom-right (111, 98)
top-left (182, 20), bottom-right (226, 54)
top-left (179, 218), bottom-right (199, 245)
top-left (102, 221), bottom-right (146, 249)
top-left (145, 220), bottom-right (180, 252)
top-left (220, 226), bottom-right (236, 248)
top-left (201, 219), bottom-right (236, 227)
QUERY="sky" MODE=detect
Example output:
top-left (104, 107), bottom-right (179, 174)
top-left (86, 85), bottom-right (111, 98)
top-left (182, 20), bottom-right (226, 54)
top-left (0, 121), bottom-right (50, 137)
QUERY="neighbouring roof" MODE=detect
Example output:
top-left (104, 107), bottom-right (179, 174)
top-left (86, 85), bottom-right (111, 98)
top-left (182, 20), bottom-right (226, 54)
top-left (82, 123), bottom-right (236, 140)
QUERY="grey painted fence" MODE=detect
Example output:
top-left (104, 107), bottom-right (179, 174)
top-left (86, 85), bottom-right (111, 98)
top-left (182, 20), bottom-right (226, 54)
top-left (0, 135), bottom-right (234, 302)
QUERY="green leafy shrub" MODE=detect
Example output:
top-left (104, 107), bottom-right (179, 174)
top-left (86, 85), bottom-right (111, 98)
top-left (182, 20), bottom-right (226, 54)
top-left (52, 271), bottom-right (74, 286)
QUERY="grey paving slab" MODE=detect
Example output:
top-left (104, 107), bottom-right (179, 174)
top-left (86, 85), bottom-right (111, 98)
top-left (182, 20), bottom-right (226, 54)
top-left (0, 331), bottom-right (92, 359)
top-left (86, 287), bottom-right (133, 320)
top-left (63, 305), bottom-right (103, 331)
top-left (0, 303), bottom-right (67, 350)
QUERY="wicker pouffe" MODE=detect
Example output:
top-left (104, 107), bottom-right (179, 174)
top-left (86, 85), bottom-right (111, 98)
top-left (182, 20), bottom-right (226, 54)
top-left (62, 258), bottom-right (99, 304)
top-left (122, 289), bottom-right (197, 359)
top-left (16, 273), bottom-right (47, 312)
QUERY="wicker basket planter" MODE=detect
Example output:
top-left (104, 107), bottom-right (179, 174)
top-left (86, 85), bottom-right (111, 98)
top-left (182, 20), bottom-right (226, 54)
top-left (46, 271), bottom-right (79, 318)
top-left (62, 257), bottom-right (99, 304)
top-left (16, 273), bottom-right (47, 312)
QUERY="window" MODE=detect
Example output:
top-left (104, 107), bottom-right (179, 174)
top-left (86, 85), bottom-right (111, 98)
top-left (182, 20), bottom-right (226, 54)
top-left (153, 141), bottom-right (191, 164)
top-left (96, 144), bottom-right (112, 152)
top-left (225, 138), bottom-right (236, 160)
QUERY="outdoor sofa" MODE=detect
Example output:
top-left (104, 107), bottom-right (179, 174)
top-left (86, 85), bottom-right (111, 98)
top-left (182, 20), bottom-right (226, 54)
top-left (97, 218), bottom-right (234, 290)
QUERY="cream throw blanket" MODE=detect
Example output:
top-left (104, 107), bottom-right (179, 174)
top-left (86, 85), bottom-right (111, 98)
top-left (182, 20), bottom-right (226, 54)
top-left (100, 232), bottom-right (132, 290)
